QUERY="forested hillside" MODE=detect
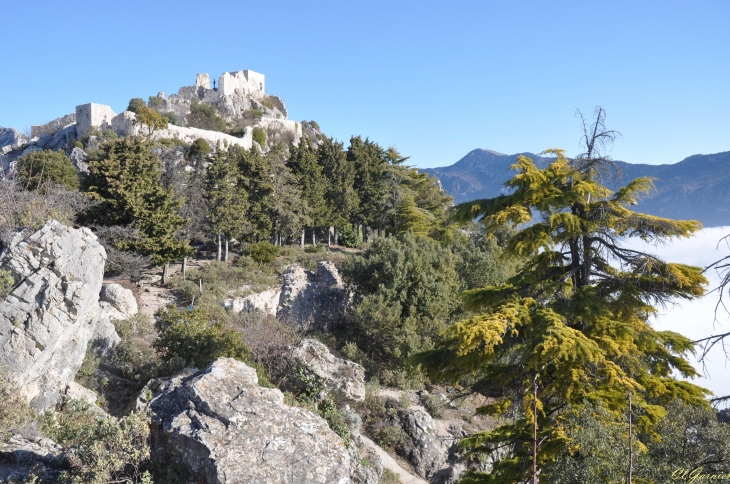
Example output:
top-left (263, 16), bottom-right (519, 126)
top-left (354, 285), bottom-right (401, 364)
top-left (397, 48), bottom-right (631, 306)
top-left (1, 102), bottom-right (729, 484)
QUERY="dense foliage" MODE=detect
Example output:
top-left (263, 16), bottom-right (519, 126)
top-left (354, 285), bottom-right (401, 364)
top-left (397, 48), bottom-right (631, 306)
top-left (15, 149), bottom-right (80, 190)
top-left (83, 138), bottom-right (192, 266)
top-left (415, 150), bottom-right (711, 482)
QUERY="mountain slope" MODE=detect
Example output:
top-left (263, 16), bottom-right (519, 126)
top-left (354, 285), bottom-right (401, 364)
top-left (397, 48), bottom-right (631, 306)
top-left (424, 149), bottom-right (730, 227)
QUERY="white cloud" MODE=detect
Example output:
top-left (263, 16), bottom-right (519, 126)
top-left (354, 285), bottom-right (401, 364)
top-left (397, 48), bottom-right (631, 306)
top-left (622, 227), bottom-right (730, 401)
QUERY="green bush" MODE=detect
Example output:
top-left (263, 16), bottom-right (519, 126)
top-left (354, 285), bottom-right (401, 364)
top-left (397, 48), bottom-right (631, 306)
top-left (187, 101), bottom-right (227, 132)
top-left (0, 374), bottom-right (35, 442)
top-left (15, 149), bottom-right (80, 191)
top-left (73, 140), bottom-right (83, 149)
top-left (374, 425), bottom-right (406, 451)
top-left (154, 306), bottom-right (249, 369)
top-left (110, 315), bottom-right (169, 386)
top-left (340, 233), bottom-right (461, 382)
top-left (0, 269), bottom-right (14, 299)
top-left (41, 400), bottom-right (152, 484)
top-left (304, 243), bottom-right (328, 254)
top-left (126, 98), bottom-right (146, 114)
top-left (245, 242), bottom-right (280, 263)
top-left (338, 224), bottom-right (361, 248)
top-left (252, 126), bottom-right (266, 147)
top-left (422, 393), bottom-right (447, 418)
top-left (187, 138), bottom-right (211, 159)
top-left (147, 96), bottom-right (164, 109)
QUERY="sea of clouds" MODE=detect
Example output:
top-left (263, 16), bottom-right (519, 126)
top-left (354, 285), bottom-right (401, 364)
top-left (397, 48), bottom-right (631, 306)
top-left (622, 226), bottom-right (730, 404)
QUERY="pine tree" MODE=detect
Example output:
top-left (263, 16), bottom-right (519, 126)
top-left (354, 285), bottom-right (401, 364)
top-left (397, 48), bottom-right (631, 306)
top-left (348, 136), bottom-right (389, 230)
top-left (316, 137), bottom-right (359, 230)
top-left (204, 145), bottom-right (249, 260)
top-left (236, 146), bottom-right (275, 241)
top-left (288, 139), bottom-right (329, 246)
top-left (414, 149), bottom-right (710, 483)
top-left (83, 138), bottom-right (192, 272)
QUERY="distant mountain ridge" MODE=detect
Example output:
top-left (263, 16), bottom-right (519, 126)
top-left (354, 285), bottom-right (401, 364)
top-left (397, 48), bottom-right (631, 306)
top-left (423, 149), bottom-right (730, 228)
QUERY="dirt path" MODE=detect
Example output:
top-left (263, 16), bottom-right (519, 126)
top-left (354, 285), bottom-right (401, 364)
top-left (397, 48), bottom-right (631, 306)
top-left (360, 435), bottom-right (428, 484)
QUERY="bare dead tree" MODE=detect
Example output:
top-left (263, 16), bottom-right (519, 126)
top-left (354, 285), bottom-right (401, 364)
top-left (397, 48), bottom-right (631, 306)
top-left (0, 178), bottom-right (98, 248)
top-left (91, 224), bottom-right (152, 279)
top-left (573, 107), bottom-right (624, 184)
top-left (693, 234), bottom-right (730, 388)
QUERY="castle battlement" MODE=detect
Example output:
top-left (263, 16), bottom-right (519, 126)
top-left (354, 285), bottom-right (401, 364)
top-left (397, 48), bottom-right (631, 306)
top-left (194, 70), bottom-right (266, 99)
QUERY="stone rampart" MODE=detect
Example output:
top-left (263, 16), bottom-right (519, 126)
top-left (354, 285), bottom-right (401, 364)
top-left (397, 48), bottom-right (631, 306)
top-left (110, 110), bottom-right (253, 150)
top-left (31, 113), bottom-right (76, 138)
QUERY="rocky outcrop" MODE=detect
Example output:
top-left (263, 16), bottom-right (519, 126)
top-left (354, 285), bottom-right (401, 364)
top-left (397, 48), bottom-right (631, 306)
top-left (224, 287), bottom-right (281, 315)
top-left (0, 221), bottom-right (117, 411)
top-left (0, 128), bottom-right (26, 152)
top-left (148, 358), bottom-right (355, 484)
top-left (398, 408), bottom-right (453, 480)
top-left (287, 339), bottom-right (366, 403)
top-left (226, 262), bottom-right (348, 328)
top-left (0, 435), bottom-right (64, 483)
top-left (68, 147), bottom-right (89, 173)
top-left (276, 262), bottom-right (348, 328)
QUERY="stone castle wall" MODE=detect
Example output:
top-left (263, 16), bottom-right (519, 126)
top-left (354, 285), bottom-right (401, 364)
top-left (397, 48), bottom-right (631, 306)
top-left (76, 103), bottom-right (116, 138)
top-left (219, 70), bottom-right (266, 99)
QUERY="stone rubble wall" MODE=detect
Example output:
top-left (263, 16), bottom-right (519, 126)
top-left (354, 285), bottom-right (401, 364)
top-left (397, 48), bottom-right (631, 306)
top-left (30, 113), bottom-right (76, 138)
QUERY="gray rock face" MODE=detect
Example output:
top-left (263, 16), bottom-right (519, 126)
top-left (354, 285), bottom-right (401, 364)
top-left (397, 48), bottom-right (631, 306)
top-left (0, 435), bottom-right (64, 482)
top-left (69, 146), bottom-right (89, 173)
top-left (398, 409), bottom-right (452, 480)
top-left (277, 262), bottom-right (348, 329)
top-left (149, 358), bottom-right (353, 484)
top-left (288, 339), bottom-right (366, 403)
top-left (0, 128), bottom-right (27, 151)
top-left (0, 221), bottom-right (109, 410)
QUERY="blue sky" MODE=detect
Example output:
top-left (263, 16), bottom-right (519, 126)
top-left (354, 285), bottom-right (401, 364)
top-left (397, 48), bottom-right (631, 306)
top-left (2, 0), bottom-right (728, 168)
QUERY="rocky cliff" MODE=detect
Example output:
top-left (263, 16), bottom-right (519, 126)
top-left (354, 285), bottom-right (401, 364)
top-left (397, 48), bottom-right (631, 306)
top-left (0, 221), bottom-right (126, 411)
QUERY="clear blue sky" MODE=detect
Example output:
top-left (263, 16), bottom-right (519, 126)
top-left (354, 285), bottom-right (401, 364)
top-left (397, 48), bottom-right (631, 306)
top-left (2, 0), bottom-right (728, 168)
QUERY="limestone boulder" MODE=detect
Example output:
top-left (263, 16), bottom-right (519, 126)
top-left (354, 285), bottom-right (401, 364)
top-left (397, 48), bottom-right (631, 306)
top-left (224, 287), bottom-right (281, 315)
top-left (99, 283), bottom-right (138, 320)
top-left (288, 339), bottom-right (365, 403)
top-left (148, 358), bottom-right (354, 484)
top-left (64, 381), bottom-right (98, 405)
top-left (0, 221), bottom-right (109, 411)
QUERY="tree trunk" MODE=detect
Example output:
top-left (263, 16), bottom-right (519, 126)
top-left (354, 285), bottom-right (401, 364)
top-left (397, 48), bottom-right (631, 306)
top-left (199, 278), bottom-right (203, 295)
top-left (312, 229), bottom-right (315, 246)
top-left (628, 391), bottom-right (633, 484)
top-left (533, 375), bottom-right (538, 484)
top-left (328, 228), bottom-right (331, 247)
top-left (335, 229), bottom-right (339, 246)
top-left (182, 257), bottom-right (187, 281)
top-left (217, 234), bottom-right (222, 262)
top-left (301, 229), bottom-right (305, 249)
top-left (224, 238), bottom-right (229, 262)
top-left (162, 263), bottom-right (169, 285)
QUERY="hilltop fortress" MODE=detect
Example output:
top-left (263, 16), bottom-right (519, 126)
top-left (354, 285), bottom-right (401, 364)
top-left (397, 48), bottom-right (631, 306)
top-left (29, 70), bottom-right (301, 152)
